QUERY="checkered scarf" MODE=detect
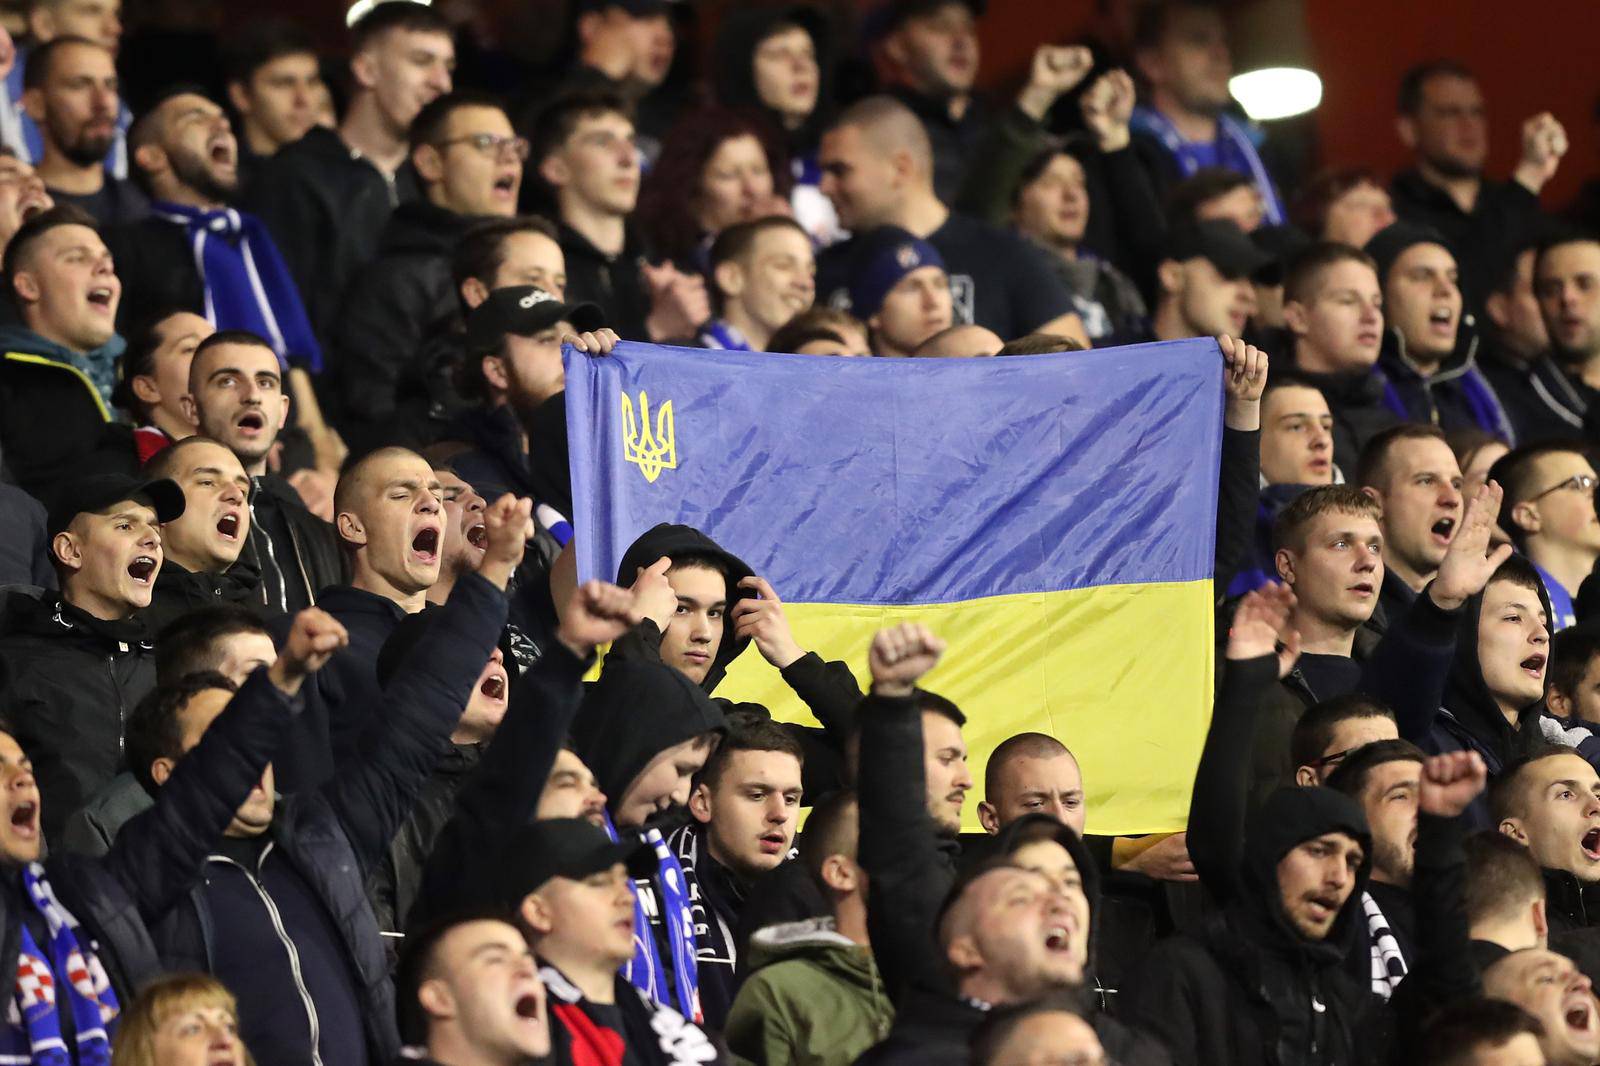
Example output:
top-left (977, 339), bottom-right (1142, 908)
top-left (0, 865), bottom-right (118, 1065)
top-left (1362, 890), bottom-right (1408, 1000)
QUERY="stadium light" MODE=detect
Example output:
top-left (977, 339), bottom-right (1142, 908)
top-left (1227, 0), bottom-right (1322, 122)
top-left (346, 0), bottom-right (433, 28)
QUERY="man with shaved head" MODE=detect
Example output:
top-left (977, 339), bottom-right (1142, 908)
top-left (273, 446), bottom-right (447, 787)
top-left (108, 88), bottom-right (319, 370)
top-left (815, 95), bottom-right (1083, 344)
top-left (978, 732), bottom-right (1086, 835)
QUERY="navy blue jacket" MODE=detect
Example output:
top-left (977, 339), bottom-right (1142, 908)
top-left (151, 572), bottom-right (508, 1065)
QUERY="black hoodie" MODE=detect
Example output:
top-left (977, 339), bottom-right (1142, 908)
top-left (1126, 786), bottom-right (1379, 1066)
top-left (573, 657), bottom-right (728, 829)
top-left (609, 523), bottom-right (863, 796)
top-left (710, 6), bottom-right (835, 164)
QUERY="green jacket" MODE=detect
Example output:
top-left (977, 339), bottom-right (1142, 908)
top-left (724, 917), bottom-right (894, 1066)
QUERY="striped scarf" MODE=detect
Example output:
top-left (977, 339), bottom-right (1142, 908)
top-left (1362, 890), bottom-right (1407, 999)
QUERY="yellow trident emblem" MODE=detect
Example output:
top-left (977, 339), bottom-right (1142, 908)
top-left (621, 389), bottom-right (677, 483)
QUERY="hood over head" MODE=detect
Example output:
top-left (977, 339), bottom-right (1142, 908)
top-left (1239, 786), bottom-right (1372, 960)
top-left (1445, 558), bottom-right (1553, 767)
top-left (572, 657), bottom-right (728, 818)
top-left (711, 5), bottom-right (836, 154)
top-left (617, 523), bottom-right (757, 693)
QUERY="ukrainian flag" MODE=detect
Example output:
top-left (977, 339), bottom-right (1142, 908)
top-left (565, 339), bottom-right (1223, 834)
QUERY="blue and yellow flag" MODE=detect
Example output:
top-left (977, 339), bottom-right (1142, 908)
top-left (565, 339), bottom-right (1223, 834)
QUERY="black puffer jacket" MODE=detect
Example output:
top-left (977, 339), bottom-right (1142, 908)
top-left (1126, 787), bottom-right (1381, 1066)
top-left (330, 200), bottom-right (483, 448)
top-left (0, 590), bottom-right (155, 841)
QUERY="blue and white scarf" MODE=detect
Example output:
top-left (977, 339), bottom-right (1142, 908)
top-left (603, 813), bottom-right (701, 1022)
top-left (150, 202), bottom-right (323, 372)
top-left (697, 320), bottom-right (753, 352)
top-left (1129, 106), bottom-right (1285, 225)
top-left (0, 865), bottom-right (119, 1066)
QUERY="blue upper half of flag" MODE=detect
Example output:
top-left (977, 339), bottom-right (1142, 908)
top-left (565, 339), bottom-right (1224, 606)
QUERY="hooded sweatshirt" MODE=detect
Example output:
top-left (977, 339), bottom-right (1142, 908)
top-left (609, 523), bottom-right (862, 795)
top-left (571, 658), bottom-right (727, 1018)
top-left (1125, 787), bottom-right (1379, 1066)
top-left (724, 916), bottom-right (892, 1066)
top-left (710, 6), bottom-right (842, 246)
top-left (1364, 222), bottom-right (1515, 441)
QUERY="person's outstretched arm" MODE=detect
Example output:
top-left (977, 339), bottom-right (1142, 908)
top-left (1366, 483), bottom-right (1511, 741)
top-left (856, 624), bottom-right (956, 1003)
top-left (409, 580), bottom-right (636, 929)
top-left (320, 495), bottom-right (527, 874)
top-left (1189, 585), bottom-right (1300, 899)
top-left (105, 608), bottom-right (348, 919)
top-left (1215, 337), bottom-right (1267, 597)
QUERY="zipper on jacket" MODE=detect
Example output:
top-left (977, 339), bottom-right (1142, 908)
top-left (108, 652), bottom-right (125, 752)
top-left (210, 848), bottom-right (326, 1066)
top-left (247, 495), bottom-right (289, 610)
top-left (284, 515), bottom-right (318, 606)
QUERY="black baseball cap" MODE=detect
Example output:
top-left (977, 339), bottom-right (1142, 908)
top-left (464, 286), bottom-right (607, 354)
top-left (47, 474), bottom-right (185, 538)
top-left (1163, 219), bottom-right (1276, 282)
top-left (497, 818), bottom-right (657, 905)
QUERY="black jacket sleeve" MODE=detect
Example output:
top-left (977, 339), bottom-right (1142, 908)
top-left (778, 652), bottom-right (862, 739)
top-left (1214, 428), bottom-right (1261, 599)
top-left (1362, 584), bottom-right (1465, 743)
top-left (1082, 142), bottom-right (1170, 290)
top-left (1385, 810), bottom-right (1477, 1064)
top-left (408, 640), bottom-right (591, 928)
top-left (102, 668), bottom-right (296, 920)
top-left (321, 571), bottom-right (508, 876)
top-left (856, 690), bottom-right (957, 1004)
top-left (1187, 654), bottom-right (1279, 901)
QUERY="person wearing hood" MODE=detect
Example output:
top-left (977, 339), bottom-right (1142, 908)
top-left (1281, 242), bottom-right (1402, 474)
top-left (330, 91), bottom-right (524, 453)
top-left (1355, 423), bottom-right (1467, 634)
top-left (497, 818), bottom-right (722, 1065)
top-left (568, 657), bottom-right (727, 1020)
top-left (1365, 220), bottom-right (1516, 440)
top-left (724, 789), bottom-right (894, 1066)
top-left (1146, 582), bottom-right (1490, 1064)
top-left (138, 437), bottom-right (264, 635)
top-left (0, 205), bottom-right (128, 502)
top-left (106, 89), bottom-right (320, 376)
top-left (711, 5), bottom-right (842, 246)
top-left (0, 473), bottom-right (183, 842)
top-left (609, 522), bottom-right (866, 795)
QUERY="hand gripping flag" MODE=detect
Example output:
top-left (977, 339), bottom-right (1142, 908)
top-left (566, 339), bottom-right (1223, 834)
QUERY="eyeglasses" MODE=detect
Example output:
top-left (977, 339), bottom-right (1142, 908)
top-left (1530, 473), bottom-right (1599, 502)
top-left (435, 133), bottom-right (531, 162)
top-left (1307, 746), bottom-right (1358, 770)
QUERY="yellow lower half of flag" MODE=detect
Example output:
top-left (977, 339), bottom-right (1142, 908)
top-left (715, 581), bottom-right (1215, 836)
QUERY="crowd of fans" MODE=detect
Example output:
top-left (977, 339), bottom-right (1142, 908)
top-left (1, 0), bottom-right (1600, 1062)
